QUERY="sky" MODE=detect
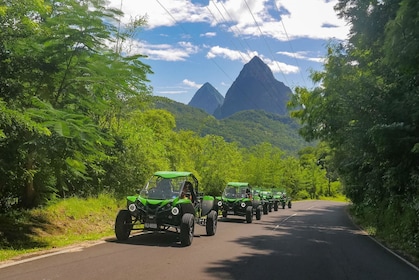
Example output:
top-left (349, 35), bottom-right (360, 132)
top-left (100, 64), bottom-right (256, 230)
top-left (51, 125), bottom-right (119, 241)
top-left (106, 0), bottom-right (351, 104)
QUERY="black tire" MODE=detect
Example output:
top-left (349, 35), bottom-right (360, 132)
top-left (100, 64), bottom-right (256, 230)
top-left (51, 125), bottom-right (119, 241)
top-left (115, 210), bottom-right (132, 241)
top-left (246, 206), bottom-right (253, 223)
top-left (180, 213), bottom-right (194, 246)
top-left (282, 202), bottom-right (286, 209)
top-left (268, 203), bottom-right (272, 212)
top-left (256, 206), bottom-right (262, 220)
top-left (288, 201), bottom-right (292, 208)
top-left (274, 202), bottom-right (278, 211)
top-left (263, 204), bottom-right (268, 215)
top-left (222, 211), bottom-right (227, 218)
top-left (206, 210), bottom-right (218, 236)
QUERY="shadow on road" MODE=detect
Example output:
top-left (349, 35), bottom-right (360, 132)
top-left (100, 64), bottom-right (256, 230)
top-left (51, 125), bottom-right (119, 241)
top-left (107, 229), bottom-right (214, 248)
top-left (204, 202), bottom-right (419, 280)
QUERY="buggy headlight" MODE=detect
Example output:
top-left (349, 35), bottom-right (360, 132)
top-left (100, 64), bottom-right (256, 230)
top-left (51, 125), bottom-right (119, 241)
top-left (171, 207), bottom-right (179, 215)
top-left (217, 201), bottom-right (222, 206)
top-left (241, 202), bottom-right (246, 208)
top-left (128, 203), bottom-right (136, 212)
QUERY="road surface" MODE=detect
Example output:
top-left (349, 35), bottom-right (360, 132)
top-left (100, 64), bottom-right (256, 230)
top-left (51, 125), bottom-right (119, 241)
top-left (1, 200), bottom-right (418, 280)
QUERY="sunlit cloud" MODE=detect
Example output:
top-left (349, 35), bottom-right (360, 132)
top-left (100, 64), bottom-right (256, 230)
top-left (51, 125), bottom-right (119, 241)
top-left (183, 79), bottom-right (202, 89)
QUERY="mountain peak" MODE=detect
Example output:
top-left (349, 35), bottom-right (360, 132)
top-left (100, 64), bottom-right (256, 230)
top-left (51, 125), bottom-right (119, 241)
top-left (214, 56), bottom-right (292, 119)
top-left (188, 82), bottom-right (224, 115)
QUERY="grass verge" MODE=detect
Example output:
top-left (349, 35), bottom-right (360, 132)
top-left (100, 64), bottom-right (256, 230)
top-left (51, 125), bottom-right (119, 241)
top-left (0, 194), bottom-right (124, 262)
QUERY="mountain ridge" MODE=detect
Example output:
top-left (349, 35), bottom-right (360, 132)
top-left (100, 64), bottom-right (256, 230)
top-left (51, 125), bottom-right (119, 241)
top-left (153, 96), bottom-right (311, 153)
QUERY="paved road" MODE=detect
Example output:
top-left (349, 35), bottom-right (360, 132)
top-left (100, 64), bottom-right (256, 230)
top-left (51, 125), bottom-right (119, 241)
top-left (1, 200), bottom-right (418, 280)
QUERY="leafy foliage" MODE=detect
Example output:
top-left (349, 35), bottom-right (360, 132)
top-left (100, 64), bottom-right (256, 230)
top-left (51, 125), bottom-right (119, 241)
top-left (289, 0), bottom-right (418, 258)
top-left (0, 0), bottom-right (152, 208)
top-left (0, 0), bottom-right (339, 216)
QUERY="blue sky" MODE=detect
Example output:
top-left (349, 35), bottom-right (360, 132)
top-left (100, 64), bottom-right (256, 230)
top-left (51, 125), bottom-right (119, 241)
top-left (107, 0), bottom-right (350, 104)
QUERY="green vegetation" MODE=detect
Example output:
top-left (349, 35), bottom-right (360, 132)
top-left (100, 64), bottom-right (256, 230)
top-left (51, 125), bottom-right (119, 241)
top-left (0, 0), bottom-right (417, 266)
top-left (0, 0), bottom-right (342, 261)
top-left (0, 194), bottom-right (123, 261)
top-left (155, 97), bottom-right (310, 153)
top-left (288, 0), bottom-right (419, 263)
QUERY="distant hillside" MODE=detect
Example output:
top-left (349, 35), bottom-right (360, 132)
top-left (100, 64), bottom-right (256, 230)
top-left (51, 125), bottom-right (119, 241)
top-left (188, 82), bottom-right (224, 115)
top-left (153, 96), bottom-right (311, 153)
top-left (214, 56), bottom-right (292, 119)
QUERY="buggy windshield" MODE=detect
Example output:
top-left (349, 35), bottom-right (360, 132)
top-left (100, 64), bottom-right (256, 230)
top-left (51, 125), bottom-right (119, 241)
top-left (223, 186), bottom-right (251, 199)
top-left (140, 175), bottom-right (187, 200)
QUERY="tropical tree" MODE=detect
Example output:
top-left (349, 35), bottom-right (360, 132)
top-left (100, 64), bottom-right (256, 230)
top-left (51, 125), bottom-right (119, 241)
top-left (288, 0), bottom-right (418, 253)
top-left (0, 0), bottom-right (152, 208)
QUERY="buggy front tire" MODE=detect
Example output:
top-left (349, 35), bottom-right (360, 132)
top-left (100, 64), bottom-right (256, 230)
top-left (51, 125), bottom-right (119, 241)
top-left (180, 213), bottom-right (195, 246)
top-left (206, 210), bottom-right (218, 236)
top-left (115, 210), bottom-right (132, 241)
top-left (246, 206), bottom-right (253, 223)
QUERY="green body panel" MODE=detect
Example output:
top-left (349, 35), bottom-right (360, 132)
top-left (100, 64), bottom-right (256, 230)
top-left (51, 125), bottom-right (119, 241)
top-left (202, 195), bottom-right (214, 201)
top-left (227, 182), bottom-right (250, 187)
top-left (127, 196), bottom-right (136, 203)
top-left (223, 197), bottom-right (251, 203)
top-left (154, 171), bottom-right (192, 178)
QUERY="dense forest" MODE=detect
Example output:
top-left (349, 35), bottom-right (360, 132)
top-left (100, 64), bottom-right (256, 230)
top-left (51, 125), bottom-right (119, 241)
top-left (288, 0), bottom-right (418, 257)
top-left (154, 96), bottom-right (309, 152)
top-left (0, 0), bottom-right (338, 212)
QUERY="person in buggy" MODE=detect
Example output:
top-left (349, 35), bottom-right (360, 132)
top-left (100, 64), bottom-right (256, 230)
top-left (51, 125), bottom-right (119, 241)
top-left (181, 181), bottom-right (194, 201)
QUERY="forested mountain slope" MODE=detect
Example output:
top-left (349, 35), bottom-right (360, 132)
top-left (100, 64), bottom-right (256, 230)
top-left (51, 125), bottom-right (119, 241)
top-left (153, 96), bottom-right (311, 153)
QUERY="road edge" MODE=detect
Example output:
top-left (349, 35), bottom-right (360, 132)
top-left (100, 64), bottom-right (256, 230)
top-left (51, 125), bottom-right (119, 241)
top-left (344, 204), bottom-right (419, 272)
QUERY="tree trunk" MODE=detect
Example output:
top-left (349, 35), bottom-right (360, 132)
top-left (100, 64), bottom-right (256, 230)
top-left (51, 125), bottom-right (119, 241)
top-left (22, 152), bottom-right (36, 208)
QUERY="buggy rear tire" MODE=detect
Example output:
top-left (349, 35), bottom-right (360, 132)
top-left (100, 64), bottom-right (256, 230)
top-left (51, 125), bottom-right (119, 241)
top-left (263, 204), bottom-right (268, 215)
top-left (274, 202), bottom-right (278, 211)
top-left (246, 206), bottom-right (253, 223)
top-left (180, 213), bottom-right (194, 246)
top-left (222, 211), bottom-right (227, 218)
top-left (255, 206), bottom-right (262, 220)
top-left (206, 210), bottom-right (218, 236)
top-left (115, 210), bottom-right (132, 241)
top-left (288, 201), bottom-right (292, 208)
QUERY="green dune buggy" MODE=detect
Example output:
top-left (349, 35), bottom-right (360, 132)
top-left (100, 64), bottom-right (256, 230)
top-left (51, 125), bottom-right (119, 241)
top-left (279, 191), bottom-right (292, 209)
top-left (114, 171), bottom-right (218, 246)
top-left (253, 188), bottom-right (270, 215)
top-left (217, 182), bottom-right (262, 223)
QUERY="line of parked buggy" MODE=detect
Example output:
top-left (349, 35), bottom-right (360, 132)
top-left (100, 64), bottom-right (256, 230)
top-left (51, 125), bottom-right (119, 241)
top-left (114, 171), bottom-right (292, 247)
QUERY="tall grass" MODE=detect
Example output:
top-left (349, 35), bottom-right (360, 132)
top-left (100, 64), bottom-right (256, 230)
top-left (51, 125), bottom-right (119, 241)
top-left (0, 194), bottom-right (125, 262)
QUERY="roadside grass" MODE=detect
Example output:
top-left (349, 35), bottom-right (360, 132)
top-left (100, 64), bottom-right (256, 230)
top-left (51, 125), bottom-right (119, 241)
top-left (348, 204), bottom-right (419, 268)
top-left (0, 194), bottom-right (125, 262)
top-left (318, 194), bottom-right (349, 202)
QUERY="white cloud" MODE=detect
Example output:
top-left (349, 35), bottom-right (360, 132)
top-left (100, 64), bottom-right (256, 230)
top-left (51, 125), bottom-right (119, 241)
top-left (107, 0), bottom-right (349, 41)
top-left (207, 46), bottom-right (299, 74)
top-left (119, 39), bottom-right (199, 61)
top-left (277, 51), bottom-right (326, 63)
top-left (183, 79), bottom-right (202, 89)
top-left (201, 32), bottom-right (217, 37)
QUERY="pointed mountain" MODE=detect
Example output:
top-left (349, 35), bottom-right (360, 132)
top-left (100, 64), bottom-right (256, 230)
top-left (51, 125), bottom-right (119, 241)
top-left (188, 82), bottom-right (224, 115)
top-left (214, 56), bottom-right (292, 119)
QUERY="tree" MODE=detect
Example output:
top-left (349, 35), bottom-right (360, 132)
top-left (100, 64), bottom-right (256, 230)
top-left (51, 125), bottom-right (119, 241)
top-left (288, 0), bottom-right (418, 253)
top-left (0, 0), bottom-right (152, 208)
